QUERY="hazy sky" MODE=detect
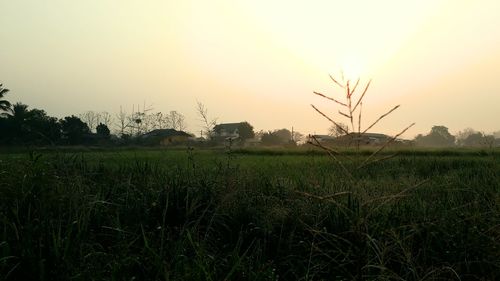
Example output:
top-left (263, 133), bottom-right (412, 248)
top-left (1, 0), bottom-right (499, 137)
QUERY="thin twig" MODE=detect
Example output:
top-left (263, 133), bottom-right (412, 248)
top-left (362, 105), bottom-right (400, 134)
top-left (338, 110), bottom-right (351, 119)
top-left (352, 80), bottom-right (371, 113)
top-left (311, 104), bottom-right (349, 135)
top-left (329, 74), bottom-right (345, 89)
top-left (357, 123), bottom-right (415, 169)
top-left (313, 91), bottom-right (347, 107)
top-left (350, 78), bottom-right (360, 97)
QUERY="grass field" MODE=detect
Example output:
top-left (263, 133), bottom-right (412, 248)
top-left (0, 147), bottom-right (499, 280)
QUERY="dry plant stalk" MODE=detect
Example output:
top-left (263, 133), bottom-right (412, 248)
top-left (309, 74), bottom-right (415, 175)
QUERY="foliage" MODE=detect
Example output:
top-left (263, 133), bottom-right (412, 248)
top-left (261, 129), bottom-right (292, 145)
top-left (0, 83), bottom-right (11, 113)
top-left (0, 103), bottom-right (61, 145)
top-left (96, 123), bottom-right (111, 138)
top-left (457, 128), bottom-right (495, 147)
top-left (415, 125), bottom-right (456, 147)
top-left (60, 115), bottom-right (91, 144)
top-left (237, 121), bottom-right (255, 141)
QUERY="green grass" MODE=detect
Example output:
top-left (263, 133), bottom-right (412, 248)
top-left (0, 148), bottom-right (499, 280)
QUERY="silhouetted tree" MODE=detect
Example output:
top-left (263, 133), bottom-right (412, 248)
top-left (60, 115), bottom-right (90, 144)
top-left (115, 106), bottom-right (131, 137)
top-left (328, 122), bottom-right (349, 137)
top-left (196, 101), bottom-right (217, 139)
top-left (168, 110), bottom-right (186, 131)
top-left (415, 125), bottom-right (455, 147)
top-left (0, 84), bottom-right (11, 113)
top-left (273, 129), bottom-right (292, 143)
top-left (237, 122), bottom-right (255, 141)
top-left (5, 103), bottom-right (30, 143)
top-left (8, 102), bottom-right (29, 122)
top-left (24, 108), bottom-right (61, 144)
top-left (96, 123), bottom-right (110, 138)
top-left (292, 131), bottom-right (304, 144)
top-left (456, 128), bottom-right (476, 146)
top-left (0, 104), bottom-right (61, 145)
top-left (79, 111), bottom-right (100, 132)
top-left (261, 129), bottom-right (292, 145)
top-left (460, 131), bottom-right (495, 147)
top-left (261, 131), bottom-right (282, 145)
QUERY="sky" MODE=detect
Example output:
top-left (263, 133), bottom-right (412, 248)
top-left (1, 0), bottom-right (499, 137)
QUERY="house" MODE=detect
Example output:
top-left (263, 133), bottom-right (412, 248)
top-left (349, 133), bottom-right (389, 145)
top-left (211, 122), bottom-right (245, 143)
top-left (310, 133), bottom-right (390, 146)
top-left (308, 134), bottom-right (336, 143)
top-left (212, 123), bottom-right (241, 138)
top-left (141, 129), bottom-right (192, 145)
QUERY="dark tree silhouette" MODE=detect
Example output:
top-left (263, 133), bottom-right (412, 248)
top-left (273, 129), bottom-right (292, 143)
top-left (237, 122), bottom-right (255, 141)
top-left (96, 123), bottom-right (111, 138)
top-left (261, 131), bottom-right (282, 145)
top-left (0, 84), bottom-right (11, 113)
top-left (60, 115), bottom-right (90, 144)
top-left (8, 102), bottom-right (29, 122)
top-left (260, 129), bottom-right (292, 145)
top-left (27, 109), bottom-right (61, 144)
top-left (415, 125), bottom-right (456, 147)
top-left (0, 103), bottom-right (61, 144)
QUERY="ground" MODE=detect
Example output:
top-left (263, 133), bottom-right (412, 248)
top-left (0, 147), bottom-right (499, 280)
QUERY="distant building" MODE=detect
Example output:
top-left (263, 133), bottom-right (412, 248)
top-left (212, 123), bottom-right (241, 138)
top-left (211, 122), bottom-right (247, 143)
top-left (141, 129), bottom-right (192, 145)
top-left (308, 134), bottom-right (336, 143)
top-left (349, 133), bottom-right (389, 145)
top-left (310, 133), bottom-right (390, 146)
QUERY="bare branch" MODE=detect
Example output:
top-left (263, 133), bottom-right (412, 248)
top-left (350, 78), bottom-right (361, 97)
top-left (357, 122), bottom-right (415, 169)
top-left (313, 91), bottom-right (348, 107)
top-left (362, 105), bottom-right (400, 134)
top-left (329, 74), bottom-right (346, 89)
top-left (338, 110), bottom-right (351, 119)
top-left (352, 79), bottom-right (371, 113)
top-left (311, 104), bottom-right (349, 135)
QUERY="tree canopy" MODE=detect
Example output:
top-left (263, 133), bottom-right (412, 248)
top-left (415, 126), bottom-right (456, 147)
top-left (237, 122), bottom-right (255, 141)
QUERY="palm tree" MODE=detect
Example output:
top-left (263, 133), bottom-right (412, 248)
top-left (0, 84), bottom-right (11, 114)
top-left (9, 102), bottom-right (29, 122)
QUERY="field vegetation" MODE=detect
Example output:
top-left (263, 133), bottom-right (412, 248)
top-left (0, 147), bottom-right (499, 280)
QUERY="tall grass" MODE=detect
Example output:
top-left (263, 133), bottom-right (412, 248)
top-left (0, 149), bottom-right (498, 280)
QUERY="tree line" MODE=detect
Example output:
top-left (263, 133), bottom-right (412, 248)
top-left (328, 123), bottom-right (499, 148)
top-left (1, 83), bottom-right (497, 147)
top-left (0, 84), bottom-right (188, 145)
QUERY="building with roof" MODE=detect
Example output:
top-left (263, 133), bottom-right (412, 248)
top-left (141, 129), bottom-right (192, 145)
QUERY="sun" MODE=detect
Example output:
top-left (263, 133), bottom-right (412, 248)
top-left (340, 56), bottom-right (365, 81)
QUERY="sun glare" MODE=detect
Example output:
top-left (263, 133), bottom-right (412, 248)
top-left (338, 57), bottom-right (365, 81)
